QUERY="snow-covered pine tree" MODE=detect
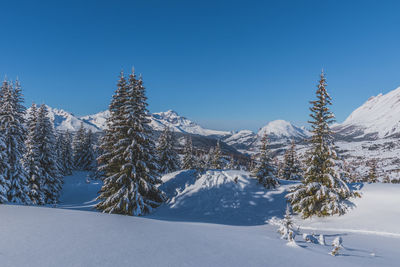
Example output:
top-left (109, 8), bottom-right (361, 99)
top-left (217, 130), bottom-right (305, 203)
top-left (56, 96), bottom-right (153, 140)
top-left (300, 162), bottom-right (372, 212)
top-left (0, 80), bottom-right (30, 204)
top-left (157, 126), bottom-right (180, 174)
top-left (281, 140), bottom-right (303, 180)
top-left (0, 134), bottom-right (8, 203)
top-left (286, 71), bottom-right (358, 218)
top-left (72, 123), bottom-right (87, 169)
top-left (278, 204), bottom-right (295, 241)
top-left (59, 131), bottom-right (74, 175)
top-left (182, 136), bottom-right (194, 170)
top-left (96, 70), bottom-right (165, 215)
top-left (227, 155), bottom-right (236, 170)
top-left (251, 134), bottom-right (279, 189)
top-left (23, 103), bottom-right (45, 204)
top-left (80, 129), bottom-right (96, 171)
top-left (366, 159), bottom-right (378, 183)
top-left (36, 104), bottom-right (63, 204)
top-left (211, 140), bottom-right (223, 169)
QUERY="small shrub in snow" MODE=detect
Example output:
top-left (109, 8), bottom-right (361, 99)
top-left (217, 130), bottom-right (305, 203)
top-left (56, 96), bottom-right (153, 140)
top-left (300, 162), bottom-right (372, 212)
top-left (330, 236), bottom-right (343, 256)
top-left (278, 205), bottom-right (295, 240)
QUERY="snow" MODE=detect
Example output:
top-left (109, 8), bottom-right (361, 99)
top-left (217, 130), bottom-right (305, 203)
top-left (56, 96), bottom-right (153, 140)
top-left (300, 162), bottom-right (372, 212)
top-left (257, 119), bottom-right (310, 139)
top-left (80, 110), bottom-right (110, 131)
top-left (26, 105), bottom-right (101, 132)
top-left (2, 170), bottom-right (400, 266)
top-left (338, 86), bottom-right (400, 138)
top-left (150, 110), bottom-right (231, 136)
top-left (80, 109), bottom-right (231, 136)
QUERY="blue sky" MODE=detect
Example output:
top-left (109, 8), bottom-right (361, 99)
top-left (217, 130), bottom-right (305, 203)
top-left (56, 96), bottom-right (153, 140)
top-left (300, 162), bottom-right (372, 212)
top-left (1, 0), bottom-right (400, 131)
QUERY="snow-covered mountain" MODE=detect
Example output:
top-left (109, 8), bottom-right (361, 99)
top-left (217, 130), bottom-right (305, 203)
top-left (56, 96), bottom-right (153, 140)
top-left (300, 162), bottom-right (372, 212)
top-left (150, 110), bottom-right (231, 137)
top-left (334, 87), bottom-right (400, 139)
top-left (257, 120), bottom-right (310, 139)
top-left (80, 110), bottom-right (110, 131)
top-left (26, 105), bottom-right (101, 132)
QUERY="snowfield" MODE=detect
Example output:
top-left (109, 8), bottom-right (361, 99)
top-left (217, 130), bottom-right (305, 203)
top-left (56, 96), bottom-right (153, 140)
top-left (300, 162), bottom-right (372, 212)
top-left (2, 170), bottom-right (400, 266)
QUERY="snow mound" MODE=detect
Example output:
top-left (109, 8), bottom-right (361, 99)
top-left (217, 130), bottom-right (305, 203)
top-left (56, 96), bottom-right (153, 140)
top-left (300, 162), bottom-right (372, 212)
top-left (153, 170), bottom-right (289, 225)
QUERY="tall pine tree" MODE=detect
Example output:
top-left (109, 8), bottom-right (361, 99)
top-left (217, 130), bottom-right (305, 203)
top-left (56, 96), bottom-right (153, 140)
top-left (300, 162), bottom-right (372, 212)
top-left (23, 103), bottom-right (45, 204)
top-left (72, 123), bottom-right (87, 169)
top-left (56, 131), bottom-right (74, 176)
top-left (96, 70), bottom-right (165, 215)
top-left (0, 80), bottom-right (30, 204)
top-left (36, 104), bottom-right (63, 204)
top-left (156, 126), bottom-right (180, 174)
top-left (286, 71), bottom-right (358, 218)
top-left (251, 134), bottom-right (279, 189)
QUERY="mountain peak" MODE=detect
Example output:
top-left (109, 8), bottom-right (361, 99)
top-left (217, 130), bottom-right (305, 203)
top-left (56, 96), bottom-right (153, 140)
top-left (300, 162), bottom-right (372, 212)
top-left (339, 86), bottom-right (400, 138)
top-left (257, 119), bottom-right (309, 139)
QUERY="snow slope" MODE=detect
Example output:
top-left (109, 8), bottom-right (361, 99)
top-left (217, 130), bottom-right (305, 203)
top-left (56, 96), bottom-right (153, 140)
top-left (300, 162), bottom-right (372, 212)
top-left (336, 87), bottom-right (400, 138)
top-left (1, 171), bottom-right (400, 266)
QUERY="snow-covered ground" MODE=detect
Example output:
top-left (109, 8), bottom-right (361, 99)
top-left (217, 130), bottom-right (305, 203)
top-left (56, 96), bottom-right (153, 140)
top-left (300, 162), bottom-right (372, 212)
top-left (1, 170), bottom-right (400, 266)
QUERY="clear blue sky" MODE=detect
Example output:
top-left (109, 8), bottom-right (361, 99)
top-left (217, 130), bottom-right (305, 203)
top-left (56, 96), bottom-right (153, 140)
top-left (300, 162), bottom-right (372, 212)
top-left (1, 0), bottom-right (400, 132)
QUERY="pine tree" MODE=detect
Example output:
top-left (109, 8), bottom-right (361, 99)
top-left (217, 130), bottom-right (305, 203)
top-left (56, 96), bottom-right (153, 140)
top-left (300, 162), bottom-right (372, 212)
top-left (36, 104), bottom-right (63, 204)
top-left (23, 103), bottom-right (45, 204)
top-left (211, 140), bottom-right (223, 169)
top-left (366, 159), bottom-right (378, 183)
top-left (0, 134), bottom-right (8, 203)
top-left (0, 80), bottom-right (30, 204)
top-left (227, 155), bottom-right (236, 170)
top-left (60, 131), bottom-right (74, 175)
top-left (286, 71), bottom-right (358, 218)
top-left (278, 204), bottom-right (295, 241)
top-left (72, 123), bottom-right (87, 169)
top-left (281, 140), bottom-right (303, 180)
top-left (182, 136), bottom-right (194, 170)
top-left (81, 129), bottom-right (96, 171)
top-left (157, 126), bottom-right (180, 174)
top-left (251, 134), bottom-right (279, 189)
top-left (96, 70), bottom-right (165, 215)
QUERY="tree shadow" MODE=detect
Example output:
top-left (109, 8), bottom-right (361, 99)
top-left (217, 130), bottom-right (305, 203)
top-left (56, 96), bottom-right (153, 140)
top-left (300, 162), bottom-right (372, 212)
top-left (150, 171), bottom-right (290, 226)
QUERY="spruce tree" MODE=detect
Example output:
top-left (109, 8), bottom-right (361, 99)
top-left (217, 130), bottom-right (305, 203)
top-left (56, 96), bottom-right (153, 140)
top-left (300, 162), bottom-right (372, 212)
top-left (281, 140), bottom-right (303, 180)
top-left (96, 70), bottom-right (165, 215)
top-left (72, 123), bottom-right (87, 169)
top-left (182, 136), bottom-right (194, 170)
top-left (156, 126), bottom-right (180, 174)
top-left (366, 159), bottom-right (378, 183)
top-left (227, 155), bottom-right (236, 170)
top-left (0, 80), bottom-right (30, 204)
top-left (286, 71), bottom-right (358, 218)
top-left (36, 104), bottom-right (63, 204)
top-left (23, 104), bottom-right (45, 204)
top-left (211, 140), bottom-right (223, 169)
top-left (59, 131), bottom-right (74, 175)
top-left (251, 134), bottom-right (279, 189)
top-left (81, 129), bottom-right (96, 171)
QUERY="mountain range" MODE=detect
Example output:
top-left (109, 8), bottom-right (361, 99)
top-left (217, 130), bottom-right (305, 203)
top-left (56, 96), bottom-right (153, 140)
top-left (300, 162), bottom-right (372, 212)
top-left (37, 85), bottom-right (400, 158)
